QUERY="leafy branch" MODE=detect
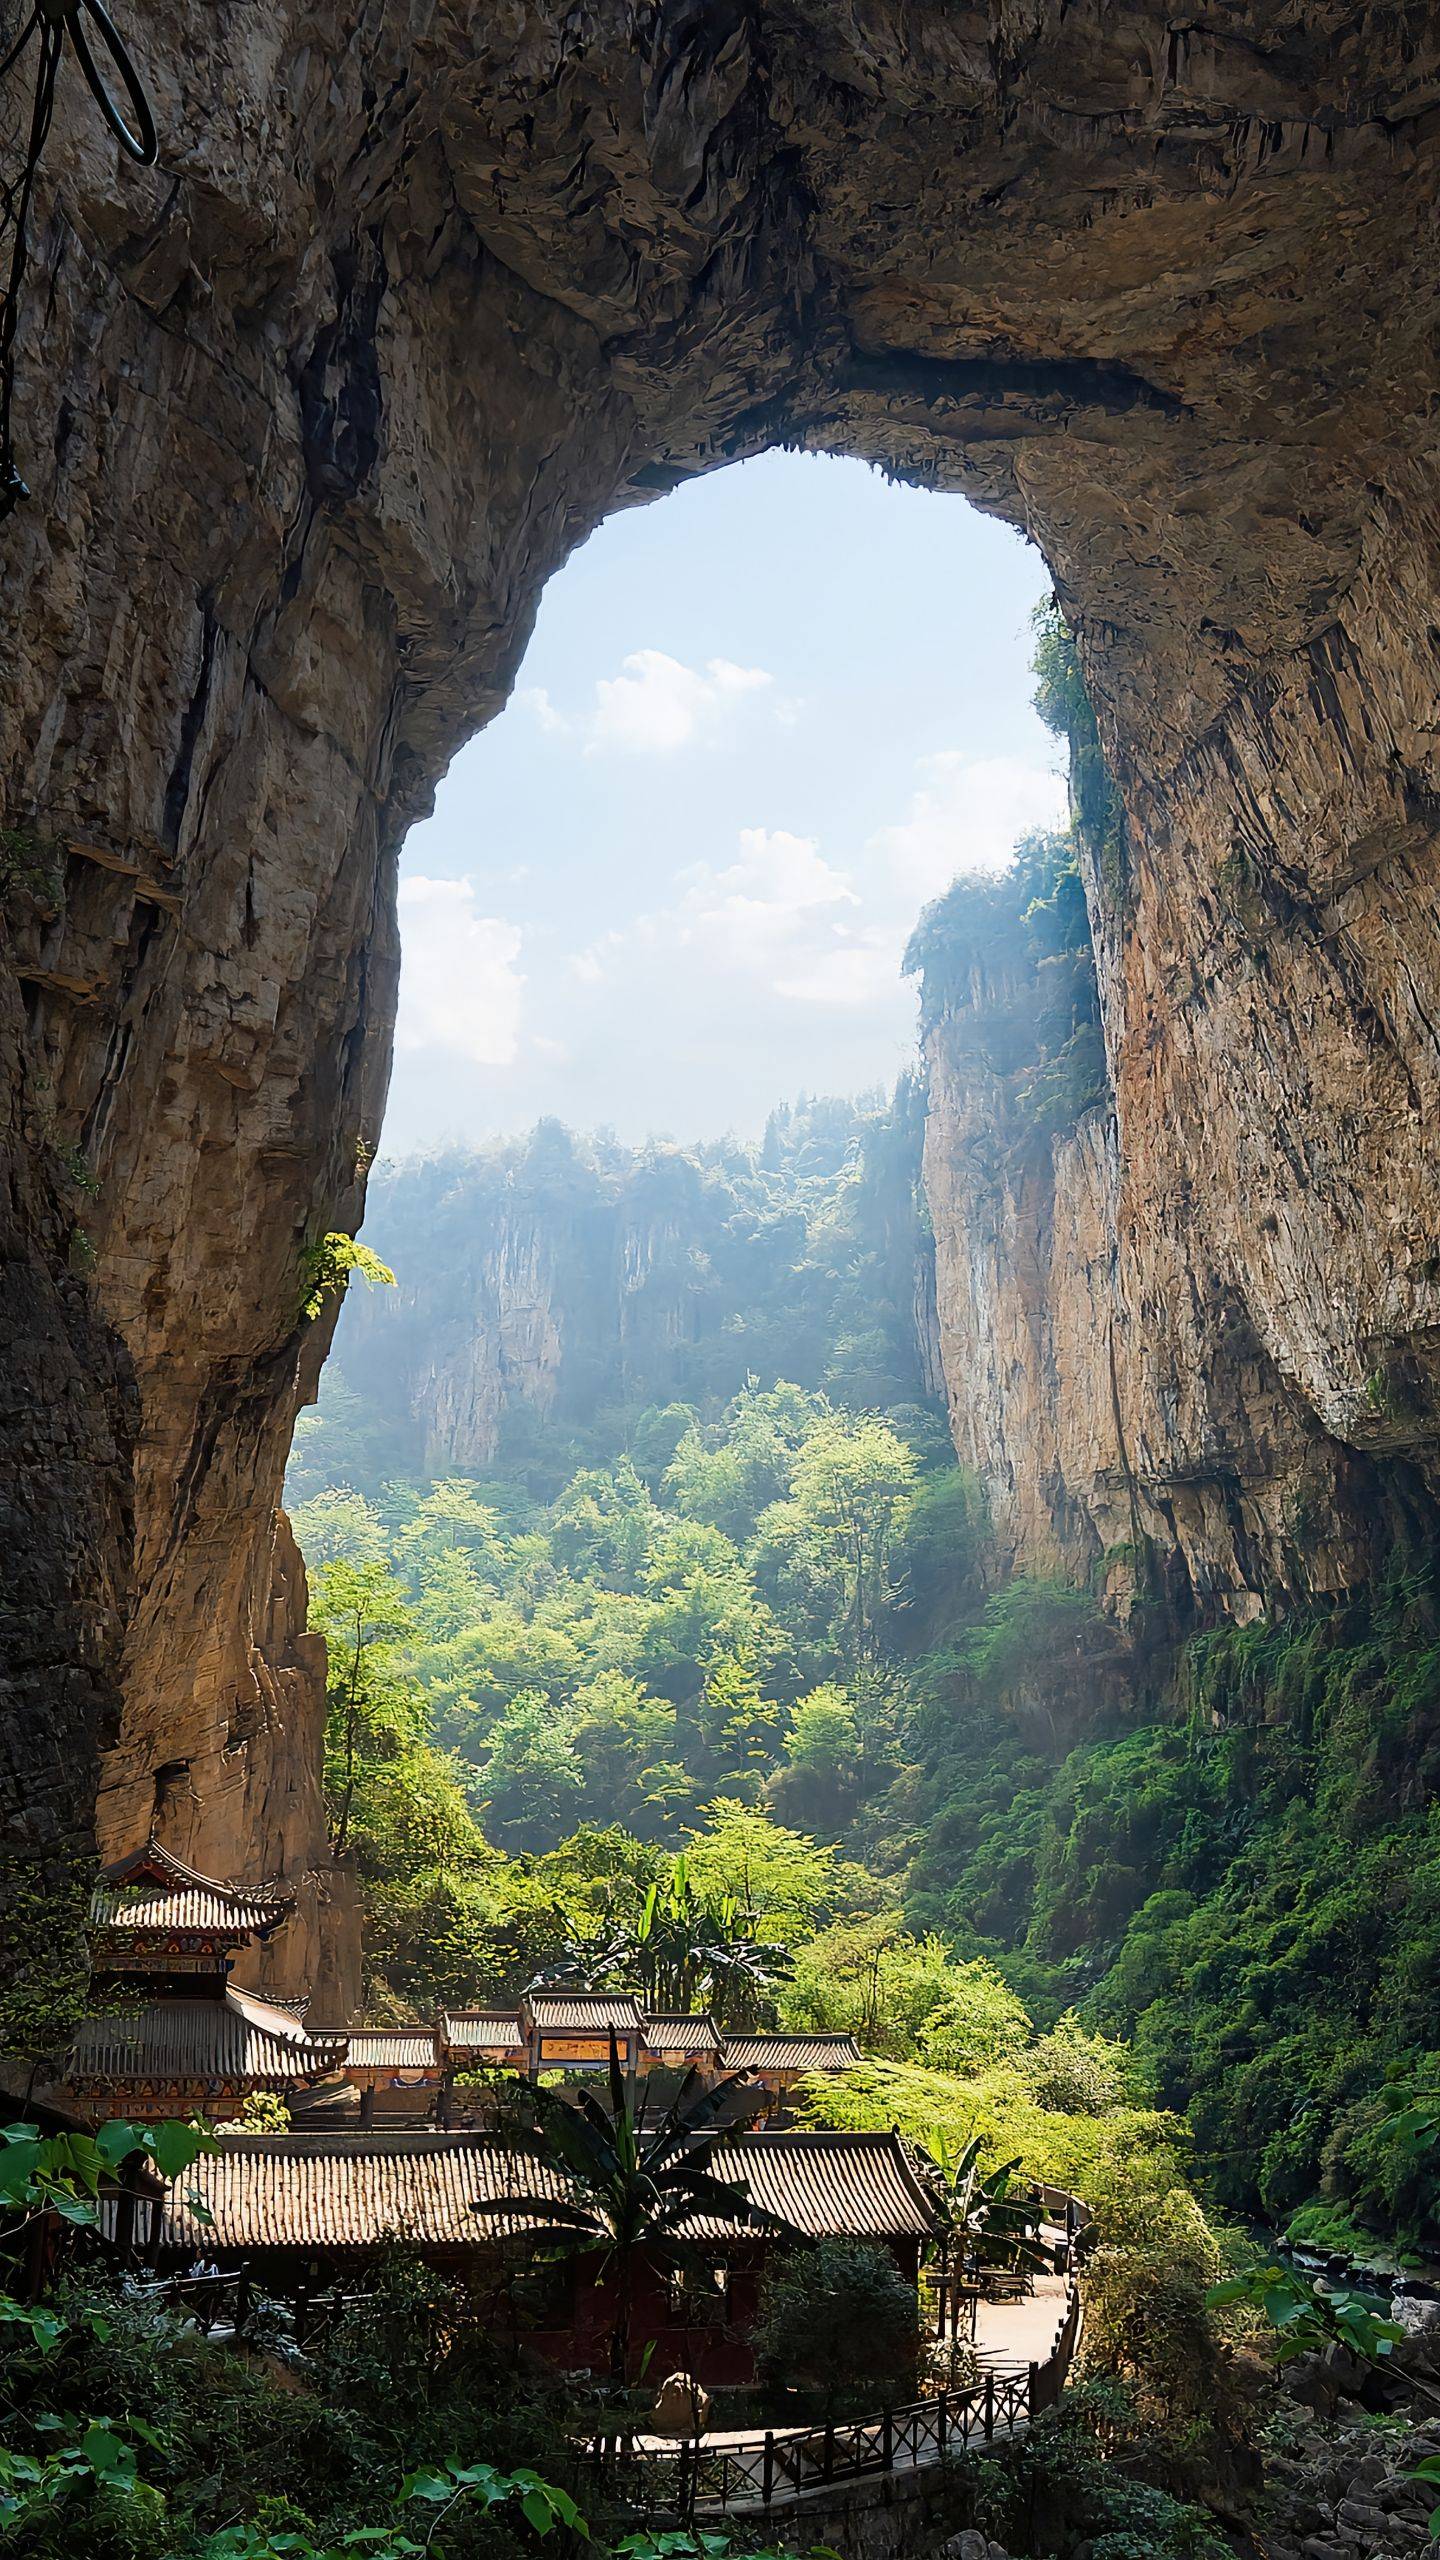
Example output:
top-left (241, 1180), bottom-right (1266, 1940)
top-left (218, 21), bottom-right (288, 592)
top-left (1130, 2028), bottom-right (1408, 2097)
top-left (298, 1234), bottom-right (397, 1326)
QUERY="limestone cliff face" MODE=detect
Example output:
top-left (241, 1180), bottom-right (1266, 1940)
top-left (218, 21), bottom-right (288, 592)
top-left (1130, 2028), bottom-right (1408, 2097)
top-left (920, 811), bottom-right (1438, 1621)
top-left (2, 1), bottom-right (1439, 1979)
top-left (316, 1117), bottom-right (932, 1478)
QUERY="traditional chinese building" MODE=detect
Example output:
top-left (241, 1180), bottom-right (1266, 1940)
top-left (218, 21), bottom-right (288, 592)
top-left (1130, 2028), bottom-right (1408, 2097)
top-left (640, 2012), bottom-right (724, 2072)
top-left (150, 2124), bottom-right (937, 2384)
top-left (719, 2032), bottom-right (864, 2114)
top-left (61, 1839), bottom-right (349, 2123)
top-left (521, 1990), bottom-right (647, 2079)
top-left (336, 2029), bottom-right (444, 2127)
top-left (372, 2004), bottom-right (862, 2129)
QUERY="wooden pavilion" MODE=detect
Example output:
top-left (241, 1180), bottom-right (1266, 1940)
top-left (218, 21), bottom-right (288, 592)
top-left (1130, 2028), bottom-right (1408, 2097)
top-left (60, 1838), bottom-right (348, 2123)
top-left (334, 2005), bottom-right (863, 2129)
top-left (335, 2028), bottom-right (444, 2127)
top-left (719, 2032), bottom-right (864, 2115)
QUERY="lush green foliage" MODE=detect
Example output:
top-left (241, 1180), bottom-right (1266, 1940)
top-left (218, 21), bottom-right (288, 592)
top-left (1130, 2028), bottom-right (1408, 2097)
top-left (959, 2379), bottom-right (1226, 2560)
top-left (1206, 2262), bottom-right (1404, 2365)
top-left (891, 1550), bottom-right (1440, 2248)
top-left (295, 1276), bottom-right (1440, 2252)
top-left (292, 1364), bottom-right (974, 2014)
top-left (752, 2239), bottom-right (923, 2404)
top-left (0, 2276), bottom-right (584, 2556)
top-left (297, 1234), bottom-right (397, 1327)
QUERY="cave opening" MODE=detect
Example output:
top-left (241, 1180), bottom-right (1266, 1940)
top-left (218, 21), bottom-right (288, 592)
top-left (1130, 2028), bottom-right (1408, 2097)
top-left (289, 448), bottom-right (1073, 1514)
top-left (379, 449), bottom-right (1064, 1158)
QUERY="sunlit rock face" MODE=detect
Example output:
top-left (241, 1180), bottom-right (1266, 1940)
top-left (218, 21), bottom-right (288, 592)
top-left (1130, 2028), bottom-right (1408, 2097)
top-left (1, 2), bottom-right (1437, 1977)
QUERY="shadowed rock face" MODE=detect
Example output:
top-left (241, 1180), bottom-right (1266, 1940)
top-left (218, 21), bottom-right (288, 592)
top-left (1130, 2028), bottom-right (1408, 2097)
top-left (0, 3), bottom-right (1437, 1986)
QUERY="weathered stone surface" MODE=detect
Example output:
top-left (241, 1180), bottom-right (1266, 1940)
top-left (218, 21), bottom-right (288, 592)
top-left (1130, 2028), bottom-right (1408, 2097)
top-left (1, 2), bottom-right (1438, 1974)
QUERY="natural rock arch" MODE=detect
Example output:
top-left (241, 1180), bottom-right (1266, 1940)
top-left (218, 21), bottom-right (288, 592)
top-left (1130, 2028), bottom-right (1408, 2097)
top-left (1, 3), bottom-right (1436, 1990)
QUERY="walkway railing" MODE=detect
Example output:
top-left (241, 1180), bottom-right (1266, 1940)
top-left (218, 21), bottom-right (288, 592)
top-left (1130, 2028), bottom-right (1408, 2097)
top-left (588, 2275), bottom-right (1082, 2516)
top-left (590, 2372), bottom-right (1030, 2514)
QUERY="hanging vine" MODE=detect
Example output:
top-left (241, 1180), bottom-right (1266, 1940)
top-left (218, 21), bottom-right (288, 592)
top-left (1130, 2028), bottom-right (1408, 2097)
top-left (0, 0), bottom-right (157, 523)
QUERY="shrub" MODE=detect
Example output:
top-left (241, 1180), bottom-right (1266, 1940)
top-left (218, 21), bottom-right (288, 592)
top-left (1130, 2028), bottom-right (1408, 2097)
top-left (752, 2240), bottom-right (922, 2404)
top-left (1021, 2014), bottom-right (1138, 2115)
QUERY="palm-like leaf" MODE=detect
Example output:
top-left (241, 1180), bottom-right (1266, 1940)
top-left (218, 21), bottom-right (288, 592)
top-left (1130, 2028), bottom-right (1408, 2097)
top-left (919, 2139), bottom-right (1058, 2283)
top-left (477, 2030), bottom-right (799, 2387)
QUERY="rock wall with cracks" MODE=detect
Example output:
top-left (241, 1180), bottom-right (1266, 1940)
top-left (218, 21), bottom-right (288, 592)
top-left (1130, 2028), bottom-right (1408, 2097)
top-left (1, 1), bottom-right (1438, 1995)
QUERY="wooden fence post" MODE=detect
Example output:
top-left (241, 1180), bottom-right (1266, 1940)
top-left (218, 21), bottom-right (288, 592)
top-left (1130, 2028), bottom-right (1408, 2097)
top-left (762, 2430), bottom-right (774, 2504)
top-left (984, 2372), bottom-right (995, 2441)
top-left (882, 2406), bottom-right (893, 2469)
top-left (823, 2418), bottom-right (835, 2483)
top-left (938, 2390), bottom-right (948, 2458)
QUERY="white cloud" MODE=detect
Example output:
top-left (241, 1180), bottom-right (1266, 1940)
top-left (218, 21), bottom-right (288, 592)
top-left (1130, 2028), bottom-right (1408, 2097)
top-left (537, 747), bottom-right (1069, 1065)
top-left (521, 650), bottom-right (773, 755)
top-left (395, 876), bottom-right (524, 1066)
top-left (869, 750), bottom-right (1069, 903)
top-left (773, 930), bottom-right (901, 1010)
top-left (680, 826), bottom-right (858, 962)
top-left (516, 685), bottom-right (567, 735)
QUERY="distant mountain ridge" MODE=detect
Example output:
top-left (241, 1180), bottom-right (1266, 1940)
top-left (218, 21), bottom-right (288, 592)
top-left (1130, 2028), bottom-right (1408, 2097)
top-left (289, 1092), bottom-right (942, 1501)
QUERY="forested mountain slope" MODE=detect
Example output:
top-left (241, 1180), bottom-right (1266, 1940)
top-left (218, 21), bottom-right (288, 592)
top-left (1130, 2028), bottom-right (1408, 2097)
top-left (290, 1126), bottom-right (1440, 2257)
top-left (292, 1093), bottom-right (940, 1493)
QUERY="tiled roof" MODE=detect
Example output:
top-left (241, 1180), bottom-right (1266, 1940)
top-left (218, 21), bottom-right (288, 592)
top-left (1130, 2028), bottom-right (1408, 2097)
top-left (700, 2132), bottom-right (936, 2241)
top-left (642, 2013), bottom-right (722, 2051)
top-left (335, 2029), bottom-right (440, 2072)
top-left (526, 1993), bottom-right (644, 2033)
top-left (159, 2132), bottom-right (575, 2251)
top-left (68, 1988), bottom-right (348, 2089)
top-left (441, 2011), bottom-right (525, 2054)
top-left (721, 2032), bottom-right (864, 2072)
top-left (91, 1839), bottom-right (292, 1940)
top-left (155, 2127), bottom-right (935, 2253)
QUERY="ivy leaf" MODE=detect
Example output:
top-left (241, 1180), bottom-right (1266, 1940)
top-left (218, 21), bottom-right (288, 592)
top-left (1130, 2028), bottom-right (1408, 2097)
top-left (82, 2419), bottom-right (136, 2480)
top-left (399, 2469), bottom-right (452, 2505)
top-left (51, 2194), bottom-right (101, 2226)
top-left (0, 2139), bottom-right (43, 2198)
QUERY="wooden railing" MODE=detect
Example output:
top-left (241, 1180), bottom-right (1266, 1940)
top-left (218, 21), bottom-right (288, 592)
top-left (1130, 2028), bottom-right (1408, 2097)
top-left (590, 2371), bottom-right (1032, 2514)
top-left (588, 2274), bottom-right (1083, 2517)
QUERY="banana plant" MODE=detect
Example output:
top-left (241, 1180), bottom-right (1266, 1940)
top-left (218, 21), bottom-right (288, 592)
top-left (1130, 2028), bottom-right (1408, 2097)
top-left (473, 2032), bottom-right (798, 2387)
top-left (526, 1864), bottom-right (793, 2025)
top-left (921, 2131), bottom-right (1057, 2325)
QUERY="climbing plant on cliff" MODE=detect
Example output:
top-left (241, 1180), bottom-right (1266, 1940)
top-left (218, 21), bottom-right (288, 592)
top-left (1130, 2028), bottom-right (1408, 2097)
top-left (1030, 593), bottom-right (1129, 901)
top-left (297, 1232), bottom-right (396, 1325)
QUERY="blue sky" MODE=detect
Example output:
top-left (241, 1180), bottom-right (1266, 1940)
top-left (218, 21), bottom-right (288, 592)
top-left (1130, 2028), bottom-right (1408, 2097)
top-left (384, 452), bottom-right (1066, 1157)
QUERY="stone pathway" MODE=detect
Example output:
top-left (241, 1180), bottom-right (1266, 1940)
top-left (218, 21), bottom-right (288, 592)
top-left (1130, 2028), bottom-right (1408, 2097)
top-left (972, 2268), bottom-right (1072, 2373)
